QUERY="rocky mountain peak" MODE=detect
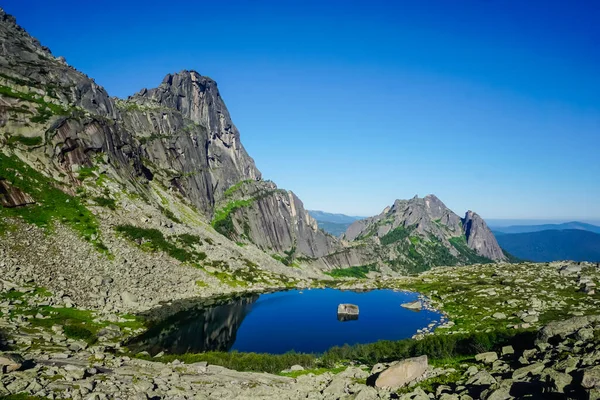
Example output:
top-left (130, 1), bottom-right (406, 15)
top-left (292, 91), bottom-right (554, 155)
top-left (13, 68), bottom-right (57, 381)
top-left (462, 210), bottom-right (506, 260)
top-left (343, 194), bottom-right (506, 272)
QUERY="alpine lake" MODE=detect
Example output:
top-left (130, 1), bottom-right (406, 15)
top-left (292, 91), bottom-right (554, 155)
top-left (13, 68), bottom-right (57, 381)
top-left (128, 289), bottom-right (443, 355)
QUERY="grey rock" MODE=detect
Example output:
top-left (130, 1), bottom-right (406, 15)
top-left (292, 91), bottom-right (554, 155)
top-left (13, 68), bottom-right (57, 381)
top-left (401, 301), bottom-right (422, 311)
top-left (465, 370), bottom-right (496, 386)
top-left (582, 366), bottom-right (600, 389)
top-left (462, 210), bottom-right (506, 260)
top-left (512, 362), bottom-right (545, 380)
top-left (0, 352), bottom-right (23, 373)
top-left (475, 352), bottom-right (498, 364)
top-left (374, 355), bottom-right (428, 389)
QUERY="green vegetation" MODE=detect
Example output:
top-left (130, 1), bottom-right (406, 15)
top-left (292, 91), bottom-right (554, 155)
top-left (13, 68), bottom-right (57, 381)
top-left (92, 196), bottom-right (116, 210)
top-left (319, 329), bottom-right (534, 367)
top-left (380, 225), bottom-right (412, 245)
top-left (212, 188), bottom-right (287, 238)
top-left (212, 198), bottom-right (255, 238)
top-left (0, 286), bottom-right (144, 346)
top-left (115, 225), bottom-right (206, 264)
top-left (135, 329), bottom-right (532, 374)
top-left (280, 366), bottom-right (347, 378)
top-left (0, 395), bottom-right (51, 400)
top-left (204, 259), bottom-right (298, 288)
top-left (222, 179), bottom-right (253, 198)
top-left (76, 166), bottom-right (97, 180)
top-left (0, 84), bottom-right (70, 123)
top-left (0, 154), bottom-right (105, 250)
top-left (325, 264), bottom-right (379, 279)
top-left (139, 351), bottom-right (316, 374)
top-left (449, 236), bottom-right (493, 264)
top-left (6, 134), bottom-right (43, 147)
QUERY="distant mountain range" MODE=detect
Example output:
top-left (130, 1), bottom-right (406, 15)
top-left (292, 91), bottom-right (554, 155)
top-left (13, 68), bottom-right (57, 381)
top-left (492, 221), bottom-right (600, 235)
top-left (308, 211), bottom-right (364, 237)
top-left (496, 229), bottom-right (600, 262)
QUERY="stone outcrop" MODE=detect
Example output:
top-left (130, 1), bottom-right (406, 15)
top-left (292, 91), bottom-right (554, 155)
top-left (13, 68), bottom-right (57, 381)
top-left (337, 303), bottom-right (359, 316)
top-left (462, 210), bottom-right (506, 260)
top-left (0, 179), bottom-right (34, 207)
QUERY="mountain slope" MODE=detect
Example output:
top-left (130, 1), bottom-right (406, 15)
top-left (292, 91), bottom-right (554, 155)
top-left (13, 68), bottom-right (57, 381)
top-left (496, 229), bottom-right (600, 262)
top-left (0, 8), bottom-right (358, 274)
top-left (343, 195), bottom-right (506, 273)
top-left (493, 221), bottom-right (600, 235)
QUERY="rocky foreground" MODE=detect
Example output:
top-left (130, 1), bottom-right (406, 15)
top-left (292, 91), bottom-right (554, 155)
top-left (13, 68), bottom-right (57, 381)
top-left (1, 262), bottom-right (600, 399)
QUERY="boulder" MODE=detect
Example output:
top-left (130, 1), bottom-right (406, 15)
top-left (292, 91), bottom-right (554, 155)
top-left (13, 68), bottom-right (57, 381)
top-left (492, 312), bottom-right (507, 320)
top-left (466, 370), bottom-right (497, 386)
top-left (401, 301), bottom-right (422, 311)
top-left (537, 315), bottom-right (600, 343)
top-left (475, 352), bottom-right (498, 364)
top-left (512, 362), bottom-right (545, 380)
top-left (582, 366), bottom-right (600, 389)
top-left (337, 304), bottom-right (359, 321)
top-left (0, 352), bottom-right (24, 373)
top-left (374, 355), bottom-right (428, 389)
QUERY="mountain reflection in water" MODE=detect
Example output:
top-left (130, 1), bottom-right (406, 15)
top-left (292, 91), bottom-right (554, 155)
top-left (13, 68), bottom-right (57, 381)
top-left (128, 294), bottom-right (258, 355)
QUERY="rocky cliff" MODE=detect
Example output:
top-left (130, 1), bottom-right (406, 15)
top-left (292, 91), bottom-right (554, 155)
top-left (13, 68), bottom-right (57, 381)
top-left (0, 7), bottom-right (353, 268)
top-left (343, 195), bottom-right (506, 273)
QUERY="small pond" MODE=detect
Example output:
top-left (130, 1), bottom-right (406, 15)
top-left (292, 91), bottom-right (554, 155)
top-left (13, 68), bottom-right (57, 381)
top-left (129, 288), bottom-right (443, 355)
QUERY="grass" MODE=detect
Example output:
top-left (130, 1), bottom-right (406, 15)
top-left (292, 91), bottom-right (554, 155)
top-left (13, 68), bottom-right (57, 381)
top-left (324, 264), bottom-right (379, 279)
top-left (380, 225), bottom-right (412, 245)
top-left (1, 287), bottom-right (144, 345)
top-left (138, 351), bottom-right (316, 374)
top-left (92, 196), bottom-right (116, 210)
top-left (279, 366), bottom-right (347, 378)
top-left (6, 134), bottom-right (43, 147)
top-left (0, 154), bottom-right (105, 250)
top-left (212, 198), bottom-right (255, 238)
top-left (0, 84), bottom-right (70, 124)
top-left (115, 225), bottom-right (207, 263)
top-left (221, 179), bottom-right (253, 198)
top-left (132, 328), bottom-right (533, 374)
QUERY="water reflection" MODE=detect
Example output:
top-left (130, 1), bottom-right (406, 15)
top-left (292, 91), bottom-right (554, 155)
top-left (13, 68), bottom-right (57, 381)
top-left (128, 289), bottom-right (442, 355)
top-left (128, 294), bottom-right (258, 355)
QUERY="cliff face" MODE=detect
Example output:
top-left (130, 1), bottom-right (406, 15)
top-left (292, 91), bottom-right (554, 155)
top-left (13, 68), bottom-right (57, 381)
top-left (462, 210), bottom-right (506, 260)
top-left (0, 8), bottom-right (354, 266)
top-left (343, 195), bottom-right (506, 272)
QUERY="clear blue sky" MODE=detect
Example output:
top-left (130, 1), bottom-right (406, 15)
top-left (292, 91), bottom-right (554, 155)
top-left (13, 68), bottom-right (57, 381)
top-left (4, 0), bottom-right (599, 220)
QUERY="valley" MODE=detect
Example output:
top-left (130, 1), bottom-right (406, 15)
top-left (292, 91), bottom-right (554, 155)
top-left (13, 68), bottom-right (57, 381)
top-left (0, 6), bottom-right (599, 400)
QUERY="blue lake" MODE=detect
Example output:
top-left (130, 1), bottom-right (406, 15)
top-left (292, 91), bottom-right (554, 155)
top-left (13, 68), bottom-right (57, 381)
top-left (130, 288), bottom-right (442, 355)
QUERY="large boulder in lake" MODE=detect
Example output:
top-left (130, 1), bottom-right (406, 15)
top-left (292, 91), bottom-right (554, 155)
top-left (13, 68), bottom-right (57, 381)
top-left (374, 355), bottom-right (428, 389)
top-left (401, 300), bottom-right (422, 311)
top-left (337, 304), bottom-right (359, 320)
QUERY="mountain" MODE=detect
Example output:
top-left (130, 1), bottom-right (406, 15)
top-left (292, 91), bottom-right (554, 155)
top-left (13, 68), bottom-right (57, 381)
top-left (342, 195), bottom-right (506, 273)
top-left (307, 210), bottom-right (364, 224)
top-left (496, 229), bottom-right (600, 262)
top-left (0, 3), bottom-right (367, 303)
top-left (308, 210), bottom-right (364, 237)
top-left (492, 221), bottom-right (600, 235)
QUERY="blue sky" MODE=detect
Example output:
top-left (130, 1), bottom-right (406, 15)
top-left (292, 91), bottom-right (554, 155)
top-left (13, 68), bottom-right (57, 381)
top-left (4, 0), bottom-right (599, 220)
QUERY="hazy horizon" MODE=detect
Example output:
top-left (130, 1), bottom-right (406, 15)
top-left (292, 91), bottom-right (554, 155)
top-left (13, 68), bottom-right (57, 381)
top-left (5, 0), bottom-right (598, 219)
